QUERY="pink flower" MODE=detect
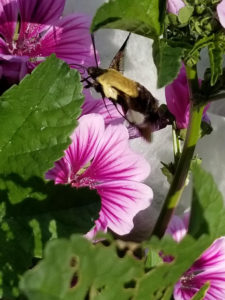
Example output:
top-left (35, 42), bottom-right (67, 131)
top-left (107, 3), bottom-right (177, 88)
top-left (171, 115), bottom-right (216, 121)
top-left (0, 0), bottom-right (95, 85)
top-left (167, 0), bottom-right (185, 15)
top-left (166, 214), bottom-right (225, 300)
top-left (165, 65), bottom-right (209, 129)
top-left (165, 65), bottom-right (190, 129)
top-left (46, 114), bottom-right (153, 238)
top-left (165, 211), bottom-right (189, 242)
top-left (217, 0), bottom-right (225, 28)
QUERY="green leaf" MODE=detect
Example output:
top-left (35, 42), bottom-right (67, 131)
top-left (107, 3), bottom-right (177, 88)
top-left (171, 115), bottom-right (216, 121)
top-left (178, 6), bottom-right (194, 24)
top-left (185, 35), bottom-right (214, 67)
top-left (0, 55), bottom-right (83, 182)
top-left (208, 42), bottom-right (223, 86)
top-left (189, 164), bottom-right (225, 239)
top-left (191, 282), bottom-right (210, 300)
top-left (153, 40), bottom-right (183, 88)
top-left (20, 235), bottom-right (143, 300)
top-left (145, 249), bottom-right (163, 269)
top-left (0, 178), bottom-right (100, 299)
top-left (91, 0), bottom-right (162, 39)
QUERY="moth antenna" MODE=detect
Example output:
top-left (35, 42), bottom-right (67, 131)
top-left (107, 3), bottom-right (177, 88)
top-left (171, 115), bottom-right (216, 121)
top-left (81, 75), bottom-right (91, 82)
top-left (91, 33), bottom-right (99, 68)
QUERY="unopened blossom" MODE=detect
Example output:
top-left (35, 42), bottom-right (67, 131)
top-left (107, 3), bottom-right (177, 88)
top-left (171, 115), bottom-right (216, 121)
top-left (165, 211), bottom-right (189, 242)
top-left (167, 0), bottom-right (185, 15)
top-left (217, 0), bottom-right (225, 28)
top-left (165, 65), bottom-right (209, 129)
top-left (0, 0), bottom-right (95, 85)
top-left (46, 114), bottom-right (153, 238)
top-left (166, 214), bottom-right (225, 300)
top-left (165, 65), bottom-right (190, 129)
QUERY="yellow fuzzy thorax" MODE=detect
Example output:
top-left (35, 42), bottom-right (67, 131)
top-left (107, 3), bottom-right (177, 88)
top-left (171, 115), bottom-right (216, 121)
top-left (96, 68), bottom-right (138, 100)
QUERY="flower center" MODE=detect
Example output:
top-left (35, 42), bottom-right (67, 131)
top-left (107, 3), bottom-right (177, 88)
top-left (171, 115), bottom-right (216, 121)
top-left (8, 21), bottom-right (45, 59)
top-left (70, 161), bottom-right (96, 189)
top-left (71, 176), bottom-right (96, 189)
top-left (180, 269), bottom-right (202, 289)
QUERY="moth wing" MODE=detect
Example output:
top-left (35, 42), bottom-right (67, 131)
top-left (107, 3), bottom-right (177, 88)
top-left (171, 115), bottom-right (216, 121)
top-left (109, 33), bottom-right (131, 73)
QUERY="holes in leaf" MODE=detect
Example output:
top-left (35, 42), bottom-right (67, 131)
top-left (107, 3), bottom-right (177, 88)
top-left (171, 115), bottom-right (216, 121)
top-left (116, 246), bottom-right (127, 258)
top-left (100, 239), bottom-right (111, 247)
top-left (124, 279), bottom-right (136, 289)
top-left (70, 256), bottom-right (79, 288)
top-left (97, 285), bottom-right (106, 293)
top-left (115, 240), bottom-right (145, 259)
top-left (70, 272), bottom-right (78, 288)
top-left (70, 256), bottom-right (77, 268)
top-left (133, 247), bottom-right (145, 260)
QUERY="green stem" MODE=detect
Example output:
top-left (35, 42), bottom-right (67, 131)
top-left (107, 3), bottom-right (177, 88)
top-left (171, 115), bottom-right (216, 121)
top-left (153, 65), bottom-right (204, 238)
top-left (172, 125), bottom-right (181, 164)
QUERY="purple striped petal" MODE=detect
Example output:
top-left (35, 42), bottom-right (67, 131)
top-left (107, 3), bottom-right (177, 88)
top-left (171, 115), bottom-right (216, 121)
top-left (45, 157), bottom-right (70, 184)
top-left (18, 0), bottom-right (65, 24)
top-left (95, 180), bottom-right (152, 235)
top-left (217, 0), bottom-right (225, 28)
top-left (46, 114), bottom-right (105, 183)
top-left (40, 14), bottom-right (96, 69)
top-left (85, 211), bottom-right (108, 239)
top-left (165, 65), bottom-right (190, 129)
top-left (0, 0), bottom-right (18, 43)
top-left (165, 65), bottom-right (209, 129)
top-left (0, 38), bottom-right (10, 54)
top-left (82, 122), bottom-right (150, 182)
top-left (165, 214), bottom-right (189, 242)
top-left (0, 54), bottom-right (29, 84)
top-left (174, 237), bottom-right (225, 300)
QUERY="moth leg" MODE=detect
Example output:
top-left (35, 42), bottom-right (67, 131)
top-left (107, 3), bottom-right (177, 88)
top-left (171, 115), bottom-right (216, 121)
top-left (82, 78), bottom-right (94, 89)
top-left (98, 90), bottom-right (112, 119)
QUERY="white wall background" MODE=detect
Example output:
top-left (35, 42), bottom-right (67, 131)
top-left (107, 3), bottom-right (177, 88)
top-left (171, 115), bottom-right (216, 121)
top-left (64, 0), bottom-right (225, 240)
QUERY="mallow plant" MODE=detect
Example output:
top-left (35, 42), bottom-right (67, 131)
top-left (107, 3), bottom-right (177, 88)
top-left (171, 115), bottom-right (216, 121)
top-left (0, 0), bottom-right (225, 299)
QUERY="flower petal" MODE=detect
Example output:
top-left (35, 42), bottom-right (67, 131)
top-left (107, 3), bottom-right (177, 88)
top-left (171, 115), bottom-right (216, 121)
top-left (167, 0), bottom-right (185, 15)
top-left (0, 0), bottom-right (18, 42)
top-left (96, 180), bottom-right (153, 235)
top-left (18, 0), bottom-right (65, 24)
top-left (217, 0), bottom-right (225, 29)
top-left (165, 65), bottom-right (190, 129)
top-left (45, 156), bottom-right (70, 184)
top-left (193, 237), bottom-right (225, 271)
top-left (174, 237), bottom-right (225, 300)
top-left (85, 211), bottom-right (108, 240)
top-left (83, 122), bottom-right (150, 182)
top-left (0, 37), bottom-right (10, 54)
top-left (0, 54), bottom-right (29, 85)
top-left (39, 14), bottom-right (96, 69)
top-left (46, 114), bottom-right (105, 183)
top-left (165, 214), bottom-right (188, 243)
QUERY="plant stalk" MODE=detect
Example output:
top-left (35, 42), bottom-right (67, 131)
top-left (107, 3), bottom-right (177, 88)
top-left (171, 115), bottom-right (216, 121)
top-left (153, 65), bottom-right (204, 238)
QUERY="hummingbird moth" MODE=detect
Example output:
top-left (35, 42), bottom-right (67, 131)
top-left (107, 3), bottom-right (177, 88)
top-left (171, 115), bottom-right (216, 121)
top-left (83, 34), bottom-right (168, 141)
